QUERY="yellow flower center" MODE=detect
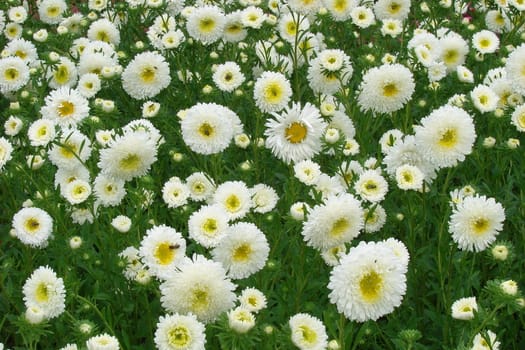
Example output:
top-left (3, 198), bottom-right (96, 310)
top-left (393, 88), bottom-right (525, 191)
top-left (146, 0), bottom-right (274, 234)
top-left (192, 182), bottom-right (205, 194)
top-left (517, 113), bottom-right (525, 128)
top-left (389, 2), bottom-right (401, 14)
top-left (198, 122), bottom-right (215, 138)
top-left (382, 82), bottom-right (399, 97)
top-left (330, 218), bottom-right (349, 237)
top-left (119, 153), bottom-right (141, 171)
top-left (15, 50), bottom-right (27, 59)
top-left (225, 194), bottom-right (241, 212)
top-left (286, 21), bottom-right (297, 36)
top-left (47, 6), bottom-right (60, 17)
top-left (363, 180), bottom-right (378, 193)
top-left (443, 49), bottom-right (459, 65)
top-left (226, 23), bottom-right (242, 34)
top-left (190, 287), bottom-right (210, 312)
top-left (359, 270), bottom-right (383, 302)
top-left (202, 218), bottom-right (218, 235)
top-left (154, 242), bottom-right (176, 265)
top-left (402, 171), bottom-right (413, 183)
top-left (299, 325), bottom-right (317, 344)
top-left (140, 66), bottom-right (156, 83)
top-left (72, 184), bottom-right (88, 198)
top-left (438, 129), bottom-right (457, 148)
top-left (263, 82), bottom-right (284, 104)
top-left (247, 296), bottom-right (257, 307)
top-left (199, 17), bottom-right (216, 33)
top-left (59, 141), bottom-right (78, 159)
top-left (96, 30), bottom-right (110, 42)
top-left (479, 38), bottom-right (490, 49)
top-left (54, 65), bottom-right (70, 84)
top-left (471, 217), bottom-right (489, 235)
top-left (334, 0), bottom-right (347, 12)
top-left (35, 283), bottom-right (50, 302)
top-left (4, 68), bottom-right (19, 81)
top-left (232, 243), bottom-right (252, 262)
top-left (57, 101), bottom-right (75, 117)
top-left (285, 122), bottom-right (308, 144)
top-left (24, 218), bottom-right (41, 234)
top-left (167, 326), bottom-right (191, 347)
top-left (461, 306), bottom-right (471, 312)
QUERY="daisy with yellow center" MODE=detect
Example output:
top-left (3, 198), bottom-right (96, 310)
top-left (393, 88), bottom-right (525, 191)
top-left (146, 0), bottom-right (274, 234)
top-left (139, 225), bottom-right (186, 279)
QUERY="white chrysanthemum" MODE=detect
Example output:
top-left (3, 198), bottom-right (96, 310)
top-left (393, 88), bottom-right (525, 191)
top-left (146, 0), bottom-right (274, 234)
top-left (414, 105), bottom-right (476, 169)
top-left (374, 0), bottom-right (411, 20)
top-left (354, 170), bottom-right (389, 202)
top-left (4, 39), bottom-right (38, 66)
top-left (238, 287), bottom-right (267, 313)
top-left (98, 131), bottom-right (158, 181)
top-left (59, 344), bottom-right (78, 350)
top-left (212, 61), bottom-right (245, 92)
top-left (313, 173), bottom-right (345, 200)
top-left (8, 6), bottom-right (27, 24)
top-left (0, 137), bottom-right (14, 171)
top-left (439, 34), bottom-right (469, 72)
top-left (324, 0), bottom-right (358, 21)
top-left (54, 166), bottom-right (90, 194)
top-left (511, 104), bottom-right (525, 132)
top-left (122, 51), bottom-right (171, 100)
top-left (223, 11), bottom-right (247, 43)
top-left (160, 254), bottom-right (237, 323)
top-left (328, 240), bottom-right (408, 322)
top-left (212, 180), bottom-right (252, 220)
top-left (253, 71), bottom-right (292, 113)
top-left (381, 18), bottom-right (403, 37)
top-left (383, 238), bottom-right (410, 270)
top-left (4, 115), bottom-right (23, 136)
top-left (86, 333), bottom-right (120, 350)
top-left (302, 194), bottom-right (364, 250)
top-left (395, 164), bottom-right (424, 190)
top-left (139, 225), bottom-right (187, 279)
top-left (186, 172), bottom-right (215, 202)
top-left (379, 129), bottom-right (404, 154)
top-left (93, 174), bottom-right (126, 207)
top-left (307, 50), bottom-right (353, 95)
top-left (357, 63), bottom-right (415, 114)
top-left (250, 184), bottom-right (279, 214)
top-left (188, 204), bottom-right (229, 248)
top-left (277, 11), bottom-right (310, 44)
top-left (154, 313), bottom-right (206, 350)
top-left (472, 330), bottom-right (500, 350)
top-left (63, 179), bottom-right (92, 205)
top-left (77, 73), bottom-right (102, 98)
top-left (320, 244), bottom-right (347, 266)
top-left (0, 56), bottom-right (30, 94)
top-left (12, 207), bottom-right (53, 248)
top-left (289, 0), bottom-right (323, 14)
top-left (186, 5), bottom-right (225, 44)
top-left (457, 65), bottom-right (474, 83)
top-left (485, 10), bottom-right (511, 33)
top-left (23, 266), bottom-right (66, 319)
top-left (25, 305), bottom-right (46, 324)
top-left (4, 22), bottom-right (23, 40)
top-left (211, 222), bottom-right (270, 279)
top-left (363, 204), bottom-right (387, 233)
top-left (111, 215), bottom-right (132, 233)
top-left (449, 195), bottom-right (505, 252)
top-left (40, 87), bottom-right (90, 128)
top-left (162, 177), bottom-right (190, 208)
top-left (180, 103), bottom-right (242, 155)
top-left (294, 159), bottom-right (321, 185)
top-left (505, 44), bottom-right (525, 95)
top-left (77, 51), bottom-right (118, 77)
top-left (451, 297), bottom-right (478, 320)
top-left (161, 29), bottom-right (185, 50)
top-left (38, 0), bottom-right (67, 24)
top-left (123, 119), bottom-right (163, 145)
top-left (472, 30), bottom-right (499, 54)
top-left (289, 313), bottom-right (328, 350)
top-left (265, 102), bottom-right (327, 164)
top-left (241, 6), bottom-right (266, 29)
top-left (48, 129), bottom-right (92, 170)
top-left (228, 307), bottom-right (256, 334)
top-left (350, 6), bottom-right (375, 28)
top-left (470, 85), bottom-right (499, 113)
top-left (87, 18), bottom-right (120, 46)
top-left (46, 57), bottom-right (78, 89)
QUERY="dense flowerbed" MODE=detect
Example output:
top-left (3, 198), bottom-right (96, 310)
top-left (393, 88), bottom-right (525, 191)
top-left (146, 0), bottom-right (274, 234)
top-left (0, 0), bottom-right (524, 349)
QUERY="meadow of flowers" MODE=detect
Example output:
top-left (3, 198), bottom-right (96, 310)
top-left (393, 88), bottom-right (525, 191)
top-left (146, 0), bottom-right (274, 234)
top-left (0, 0), bottom-right (524, 349)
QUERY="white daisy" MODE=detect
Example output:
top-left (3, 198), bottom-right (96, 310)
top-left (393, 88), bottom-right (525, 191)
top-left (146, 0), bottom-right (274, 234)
top-left (395, 164), bottom-right (424, 190)
top-left (511, 104), bottom-right (525, 132)
top-left (289, 313), bottom-right (328, 350)
top-left (188, 204), bottom-right (229, 248)
top-left (47, 57), bottom-right (78, 89)
top-left (302, 194), bottom-right (364, 250)
top-left (264, 102), bottom-right (327, 164)
top-left (186, 5), bottom-right (225, 44)
top-left (86, 334), bottom-right (120, 350)
top-left (212, 61), bottom-right (245, 93)
top-left (228, 307), bottom-right (256, 334)
top-left (160, 254), bottom-right (237, 323)
top-left (250, 184), bottom-right (279, 213)
top-left (449, 195), bottom-right (505, 252)
top-left (0, 56), bottom-right (30, 94)
top-left (238, 287), bottom-right (267, 313)
top-left (40, 87), bottom-right (90, 128)
top-left (470, 84), bottom-right (499, 113)
top-left (451, 297), bottom-right (478, 320)
top-left (87, 18), bottom-right (120, 46)
top-left (472, 30), bottom-right (499, 54)
top-left (48, 129), bottom-right (92, 170)
top-left (186, 172), bottom-right (216, 202)
top-left (162, 176), bottom-right (190, 208)
top-left (350, 6), bottom-right (376, 28)
top-left (253, 71), bottom-right (292, 113)
top-left (38, 0), bottom-right (67, 24)
top-left (374, 0), bottom-right (411, 20)
top-left (93, 174), bottom-right (126, 207)
top-left (211, 222), bottom-right (270, 279)
top-left (12, 207), bottom-right (53, 248)
top-left (212, 180), bottom-right (252, 220)
top-left (121, 51), bottom-right (171, 100)
top-left (23, 265), bottom-right (66, 320)
top-left (139, 224), bottom-right (187, 279)
top-left (354, 170), bottom-right (389, 202)
top-left (154, 313), bottom-right (206, 350)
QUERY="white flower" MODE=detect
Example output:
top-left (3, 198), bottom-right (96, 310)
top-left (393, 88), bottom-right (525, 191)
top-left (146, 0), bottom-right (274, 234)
top-left (354, 170), bottom-right (389, 202)
top-left (250, 184), bottom-right (279, 213)
top-left (40, 87), bottom-right (90, 128)
top-left (0, 137), bottom-right (14, 171)
top-left (154, 313), bottom-right (206, 350)
top-left (212, 181), bottom-right (252, 220)
top-left (12, 207), bottom-right (53, 248)
top-left (374, 0), bottom-right (411, 20)
top-left (470, 85), bottom-right (499, 113)
top-left (228, 307), bottom-right (256, 334)
top-left (86, 333), bottom-right (120, 350)
top-left (23, 266), bottom-right (66, 320)
top-left (451, 297), bottom-right (478, 320)
top-left (121, 51), bottom-right (171, 100)
top-left (0, 56), bottom-right (30, 94)
top-left (395, 164), bottom-right (424, 190)
top-left (111, 215), bottom-right (132, 233)
top-left (253, 71), bottom-right (292, 113)
top-left (188, 204), bottom-right (229, 248)
top-left (472, 30), bottom-right (499, 54)
top-left (289, 313), bottom-right (328, 350)
top-left (186, 5), bottom-right (225, 44)
top-left (449, 195), bottom-right (505, 252)
top-left (162, 177), bottom-right (190, 208)
top-left (212, 61), bottom-right (245, 92)
top-left (186, 172), bottom-right (215, 202)
top-left (505, 43), bottom-right (525, 95)
top-left (238, 287), bottom-right (267, 313)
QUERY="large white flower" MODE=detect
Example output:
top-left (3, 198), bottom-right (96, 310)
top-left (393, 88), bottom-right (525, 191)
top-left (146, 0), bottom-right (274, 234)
top-left (121, 51), bottom-right (171, 100)
top-left (265, 102), bottom-right (327, 164)
top-left (289, 313), bottom-right (328, 350)
top-left (23, 266), bottom-right (66, 320)
top-left (154, 313), bottom-right (206, 350)
top-left (12, 207), bottom-right (53, 248)
top-left (328, 240), bottom-right (408, 322)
